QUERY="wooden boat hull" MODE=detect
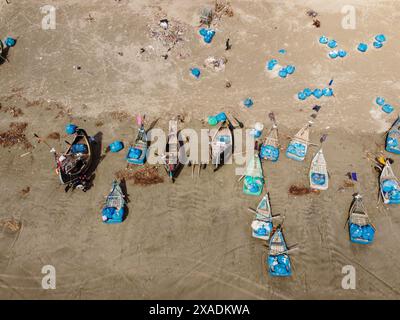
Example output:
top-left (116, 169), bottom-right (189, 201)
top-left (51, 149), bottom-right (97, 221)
top-left (210, 124), bottom-right (233, 169)
top-left (386, 117), bottom-right (400, 154)
top-left (243, 155), bottom-right (264, 196)
top-left (102, 181), bottom-right (125, 224)
top-left (56, 128), bottom-right (93, 185)
top-left (348, 195), bottom-right (375, 244)
top-left (309, 149), bottom-right (328, 190)
top-left (267, 230), bottom-right (292, 277)
top-left (380, 163), bottom-right (400, 205)
top-left (251, 194), bottom-right (273, 240)
top-left (126, 127), bottom-right (148, 165)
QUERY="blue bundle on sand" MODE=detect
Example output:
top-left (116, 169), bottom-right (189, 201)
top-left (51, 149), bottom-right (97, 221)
top-left (199, 28), bottom-right (215, 43)
top-left (190, 67), bottom-right (201, 79)
top-left (109, 141), bottom-right (124, 153)
top-left (267, 59), bottom-right (278, 70)
top-left (357, 43), bottom-right (368, 52)
top-left (243, 98), bottom-right (254, 108)
top-left (385, 117), bottom-right (400, 154)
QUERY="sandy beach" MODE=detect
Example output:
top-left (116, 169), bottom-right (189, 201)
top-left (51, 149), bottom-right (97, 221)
top-left (1, 0), bottom-right (400, 299)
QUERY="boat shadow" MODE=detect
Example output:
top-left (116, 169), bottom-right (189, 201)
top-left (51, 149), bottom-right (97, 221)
top-left (119, 178), bottom-right (130, 221)
top-left (85, 131), bottom-right (103, 190)
top-left (0, 47), bottom-right (10, 65)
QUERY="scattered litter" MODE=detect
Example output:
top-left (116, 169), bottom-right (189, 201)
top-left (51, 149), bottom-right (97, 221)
top-left (312, 105), bottom-right (321, 112)
top-left (199, 6), bottom-right (213, 27)
top-left (288, 185), bottom-right (319, 196)
top-left (159, 19), bottom-right (169, 30)
top-left (225, 38), bottom-right (232, 50)
top-left (3, 106), bottom-right (23, 117)
top-left (0, 218), bottom-right (22, 233)
top-left (204, 56), bottom-right (227, 72)
top-left (312, 19), bottom-right (321, 28)
top-left (225, 80), bottom-right (231, 88)
top-left (306, 10), bottom-right (318, 18)
top-left (20, 186), bottom-right (30, 195)
top-left (0, 122), bottom-right (32, 149)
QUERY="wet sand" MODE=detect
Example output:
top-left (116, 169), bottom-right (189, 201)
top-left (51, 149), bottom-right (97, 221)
top-left (1, 0), bottom-right (400, 299)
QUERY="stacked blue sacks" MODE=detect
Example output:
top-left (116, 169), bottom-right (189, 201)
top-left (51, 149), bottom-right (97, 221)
top-left (382, 180), bottom-right (400, 204)
top-left (268, 254), bottom-right (291, 276)
top-left (253, 221), bottom-right (272, 237)
top-left (71, 144), bottom-right (88, 154)
top-left (349, 223), bottom-right (375, 244)
top-left (375, 97), bottom-right (395, 114)
top-left (102, 207), bottom-right (124, 224)
top-left (287, 142), bottom-right (306, 158)
top-left (128, 147), bottom-right (142, 159)
top-left (199, 28), bottom-right (215, 43)
top-left (260, 145), bottom-right (279, 162)
top-left (373, 34), bottom-right (386, 49)
top-left (267, 59), bottom-right (278, 70)
top-left (311, 173), bottom-right (326, 186)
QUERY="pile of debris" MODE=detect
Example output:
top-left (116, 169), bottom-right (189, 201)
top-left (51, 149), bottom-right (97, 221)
top-left (199, 1), bottom-right (234, 27)
top-left (115, 166), bottom-right (164, 186)
top-left (3, 106), bottom-right (24, 117)
top-left (306, 9), bottom-right (320, 28)
top-left (204, 56), bottom-right (227, 72)
top-left (0, 218), bottom-right (22, 233)
top-left (148, 10), bottom-right (188, 54)
top-left (0, 122), bottom-right (32, 149)
top-left (288, 185), bottom-right (320, 196)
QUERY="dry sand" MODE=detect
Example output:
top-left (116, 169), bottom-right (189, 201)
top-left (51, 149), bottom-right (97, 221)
top-left (1, 0), bottom-right (400, 299)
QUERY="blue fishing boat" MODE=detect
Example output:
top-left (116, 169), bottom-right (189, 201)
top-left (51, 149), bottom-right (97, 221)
top-left (251, 193), bottom-right (273, 240)
top-left (286, 122), bottom-right (311, 161)
top-left (260, 113), bottom-right (279, 162)
top-left (348, 194), bottom-right (375, 244)
top-left (102, 180), bottom-right (125, 224)
top-left (386, 116), bottom-right (400, 154)
top-left (309, 149), bottom-right (328, 190)
top-left (126, 115), bottom-right (148, 165)
top-left (243, 153), bottom-right (264, 196)
top-left (267, 227), bottom-right (292, 277)
top-left (380, 161), bottom-right (400, 204)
